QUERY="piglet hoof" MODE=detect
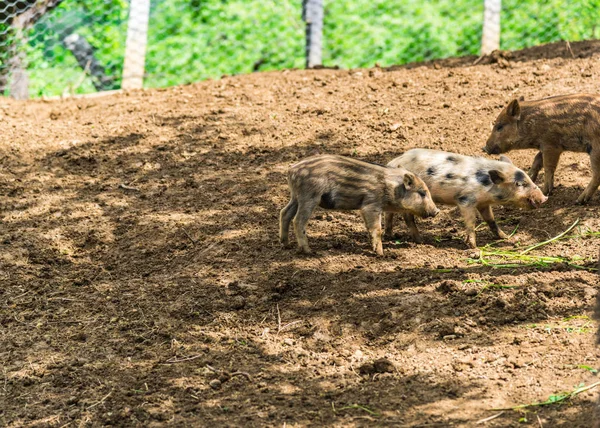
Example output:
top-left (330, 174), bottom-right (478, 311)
top-left (542, 186), bottom-right (553, 196)
top-left (464, 238), bottom-right (477, 249)
top-left (411, 236), bottom-right (423, 244)
top-left (495, 231), bottom-right (511, 241)
top-left (575, 194), bottom-right (591, 205)
top-left (297, 247), bottom-right (313, 255)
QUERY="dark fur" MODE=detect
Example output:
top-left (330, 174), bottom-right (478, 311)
top-left (484, 93), bottom-right (600, 204)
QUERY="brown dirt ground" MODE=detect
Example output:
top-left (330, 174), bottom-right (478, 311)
top-left (1, 40), bottom-right (600, 427)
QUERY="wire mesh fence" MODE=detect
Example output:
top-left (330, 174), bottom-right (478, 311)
top-left (0, 0), bottom-right (599, 99)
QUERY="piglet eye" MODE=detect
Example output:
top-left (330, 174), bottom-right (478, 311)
top-left (495, 124), bottom-right (504, 132)
top-left (418, 190), bottom-right (426, 198)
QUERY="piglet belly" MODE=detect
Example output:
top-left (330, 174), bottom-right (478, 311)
top-left (427, 183), bottom-right (460, 206)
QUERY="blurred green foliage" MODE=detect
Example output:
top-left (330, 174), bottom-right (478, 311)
top-left (8, 0), bottom-right (600, 97)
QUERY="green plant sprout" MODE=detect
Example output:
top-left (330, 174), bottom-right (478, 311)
top-left (467, 218), bottom-right (598, 271)
top-left (463, 278), bottom-right (520, 295)
top-left (491, 381), bottom-right (600, 411)
top-left (524, 315), bottom-right (593, 334)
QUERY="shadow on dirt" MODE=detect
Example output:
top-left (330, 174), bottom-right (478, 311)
top-left (1, 101), bottom-right (598, 426)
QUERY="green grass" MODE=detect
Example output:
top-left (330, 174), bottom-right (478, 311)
top-left (9, 0), bottom-right (600, 97)
top-left (491, 381), bottom-right (600, 411)
top-left (463, 279), bottom-right (520, 295)
top-left (524, 315), bottom-right (593, 334)
top-left (466, 219), bottom-right (599, 271)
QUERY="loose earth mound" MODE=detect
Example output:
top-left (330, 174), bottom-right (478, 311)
top-left (1, 40), bottom-right (599, 426)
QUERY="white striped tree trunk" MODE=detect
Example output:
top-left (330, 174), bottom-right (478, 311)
top-left (302, 0), bottom-right (324, 68)
top-left (481, 0), bottom-right (501, 55)
top-left (122, 0), bottom-right (150, 89)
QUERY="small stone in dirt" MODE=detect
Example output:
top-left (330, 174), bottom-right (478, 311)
top-left (372, 358), bottom-right (395, 373)
top-left (494, 298), bottom-right (507, 308)
top-left (438, 322), bottom-right (456, 338)
top-left (464, 289), bottom-right (478, 297)
top-left (443, 334), bottom-right (457, 340)
top-left (283, 338), bottom-right (294, 346)
top-left (209, 379), bottom-right (222, 390)
top-left (359, 358), bottom-right (395, 375)
top-left (436, 280), bottom-right (459, 294)
top-left (231, 296), bottom-right (246, 310)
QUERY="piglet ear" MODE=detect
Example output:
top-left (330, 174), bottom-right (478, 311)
top-left (403, 172), bottom-right (415, 189)
top-left (488, 170), bottom-right (505, 184)
top-left (506, 99), bottom-right (521, 119)
top-left (499, 155), bottom-right (513, 164)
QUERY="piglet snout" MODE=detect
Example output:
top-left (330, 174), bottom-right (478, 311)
top-left (428, 209), bottom-right (440, 218)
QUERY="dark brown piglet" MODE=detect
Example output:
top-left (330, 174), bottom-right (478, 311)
top-left (279, 154), bottom-right (439, 255)
top-left (484, 94), bottom-right (600, 204)
top-left (595, 249), bottom-right (600, 425)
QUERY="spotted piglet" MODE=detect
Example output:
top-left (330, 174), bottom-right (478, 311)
top-left (385, 149), bottom-right (547, 248)
top-left (280, 154), bottom-right (439, 255)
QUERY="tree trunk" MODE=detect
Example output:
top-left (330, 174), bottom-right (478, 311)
top-left (0, 0), bottom-right (64, 98)
top-left (481, 0), bottom-right (501, 55)
top-left (302, 0), bottom-right (324, 69)
top-left (63, 33), bottom-right (114, 91)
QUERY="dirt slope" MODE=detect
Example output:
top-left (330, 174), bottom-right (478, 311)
top-left (1, 40), bottom-right (600, 427)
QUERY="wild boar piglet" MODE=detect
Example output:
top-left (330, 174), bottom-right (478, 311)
top-left (484, 94), bottom-right (600, 204)
top-left (280, 154), bottom-right (439, 255)
top-left (386, 149), bottom-right (547, 248)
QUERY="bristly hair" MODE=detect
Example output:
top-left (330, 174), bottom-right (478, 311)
top-left (596, 256), bottom-right (600, 344)
top-left (596, 294), bottom-right (600, 344)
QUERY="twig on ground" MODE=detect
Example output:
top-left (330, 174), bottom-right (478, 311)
top-left (199, 242), bottom-right (218, 255)
top-left (566, 41), bottom-right (575, 58)
top-left (473, 54), bottom-right (485, 65)
top-left (279, 320), bottom-right (304, 333)
top-left (230, 371), bottom-right (252, 381)
top-left (475, 411), bottom-right (504, 424)
top-left (179, 226), bottom-right (196, 246)
top-left (276, 304), bottom-right (282, 334)
top-left (118, 183), bottom-right (139, 191)
top-left (86, 389), bottom-right (113, 410)
top-left (164, 354), bottom-right (204, 364)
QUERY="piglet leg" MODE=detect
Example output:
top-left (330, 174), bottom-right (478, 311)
top-left (458, 206), bottom-right (478, 248)
top-left (280, 197), bottom-right (298, 246)
top-left (361, 207), bottom-right (384, 256)
top-left (477, 205), bottom-right (508, 240)
top-left (384, 212), bottom-right (395, 238)
top-left (528, 151), bottom-right (543, 182)
top-left (402, 213), bottom-right (423, 243)
top-left (576, 149), bottom-right (600, 204)
top-left (293, 195), bottom-right (318, 253)
top-left (541, 148), bottom-right (562, 195)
